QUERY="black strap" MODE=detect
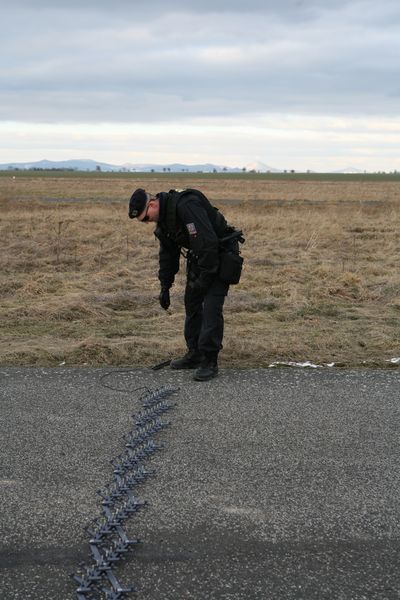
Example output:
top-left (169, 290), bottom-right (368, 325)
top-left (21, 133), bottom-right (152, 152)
top-left (219, 230), bottom-right (245, 244)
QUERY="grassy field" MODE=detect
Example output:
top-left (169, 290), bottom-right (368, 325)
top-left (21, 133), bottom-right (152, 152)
top-left (1, 172), bottom-right (399, 368)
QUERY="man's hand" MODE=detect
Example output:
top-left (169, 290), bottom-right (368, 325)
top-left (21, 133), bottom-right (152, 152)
top-left (159, 287), bottom-right (170, 310)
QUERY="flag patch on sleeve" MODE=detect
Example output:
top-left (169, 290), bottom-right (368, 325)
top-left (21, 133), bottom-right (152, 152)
top-left (186, 222), bottom-right (197, 236)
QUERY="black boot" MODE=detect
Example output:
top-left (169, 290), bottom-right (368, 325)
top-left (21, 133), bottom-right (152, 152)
top-left (170, 349), bottom-right (202, 370)
top-left (193, 354), bottom-right (218, 381)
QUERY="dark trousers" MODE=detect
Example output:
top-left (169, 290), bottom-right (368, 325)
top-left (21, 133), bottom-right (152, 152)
top-left (184, 277), bottom-right (229, 359)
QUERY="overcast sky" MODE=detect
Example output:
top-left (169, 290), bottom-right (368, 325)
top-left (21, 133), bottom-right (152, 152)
top-left (1, 0), bottom-right (399, 171)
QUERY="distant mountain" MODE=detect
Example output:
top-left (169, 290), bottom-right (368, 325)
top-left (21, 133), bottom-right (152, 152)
top-left (330, 166), bottom-right (365, 174)
top-left (245, 161), bottom-right (281, 173)
top-left (0, 158), bottom-right (121, 171)
top-left (0, 158), bottom-right (282, 173)
top-left (0, 159), bottom-right (236, 172)
top-left (121, 162), bottom-right (241, 173)
top-left (0, 159), bottom-right (380, 174)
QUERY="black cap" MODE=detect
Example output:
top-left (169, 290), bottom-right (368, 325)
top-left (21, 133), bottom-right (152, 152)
top-left (128, 188), bottom-right (147, 219)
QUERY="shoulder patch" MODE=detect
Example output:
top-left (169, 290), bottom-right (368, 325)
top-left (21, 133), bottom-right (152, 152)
top-left (186, 222), bottom-right (197, 236)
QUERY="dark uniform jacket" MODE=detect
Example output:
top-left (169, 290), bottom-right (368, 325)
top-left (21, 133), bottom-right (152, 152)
top-left (154, 189), bottom-right (236, 290)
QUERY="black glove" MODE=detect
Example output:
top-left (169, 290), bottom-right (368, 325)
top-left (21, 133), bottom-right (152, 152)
top-left (159, 287), bottom-right (170, 310)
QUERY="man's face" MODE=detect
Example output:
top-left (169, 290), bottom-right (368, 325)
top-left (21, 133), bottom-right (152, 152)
top-left (138, 197), bottom-right (160, 223)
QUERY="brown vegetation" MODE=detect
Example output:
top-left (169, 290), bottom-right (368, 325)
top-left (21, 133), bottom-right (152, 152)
top-left (1, 174), bottom-right (399, 367)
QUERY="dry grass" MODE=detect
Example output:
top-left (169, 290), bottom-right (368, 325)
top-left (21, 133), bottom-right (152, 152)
top-left (1, 174), bottom-right (399, 367)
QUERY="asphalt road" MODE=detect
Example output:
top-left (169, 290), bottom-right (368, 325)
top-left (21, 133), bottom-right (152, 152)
top-left (1, 366), bottom-right (400, 600)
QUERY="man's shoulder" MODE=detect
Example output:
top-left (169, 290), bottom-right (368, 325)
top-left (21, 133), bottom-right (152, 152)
top-left (169, 188), bottom-right (206, 199)
top-left (173, 189), bottom-right (210, 210)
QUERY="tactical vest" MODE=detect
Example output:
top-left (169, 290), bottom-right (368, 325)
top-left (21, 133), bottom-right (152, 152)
top-left (163, 188), bottom-right (232, 239)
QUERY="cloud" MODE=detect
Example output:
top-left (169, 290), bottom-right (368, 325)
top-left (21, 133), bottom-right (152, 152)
top-left (2, 114), bottom-right (400, 172)
top-left (1, 1), bottom-right (399, 124)
top-left (0, 1), bottom-right (399, 170)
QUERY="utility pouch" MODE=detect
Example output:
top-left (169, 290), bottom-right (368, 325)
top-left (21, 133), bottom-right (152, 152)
top-left (218, 250), bottom-right (243, 284)
top-left (218, 229), bottom-right (245, 285)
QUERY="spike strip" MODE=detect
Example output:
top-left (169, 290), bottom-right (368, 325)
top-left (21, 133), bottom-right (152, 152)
top-left (72, 386), bottom-right (178, 599)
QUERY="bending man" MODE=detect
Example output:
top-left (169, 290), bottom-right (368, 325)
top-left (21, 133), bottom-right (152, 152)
top-left (129, 188), bottom-right (243, 381)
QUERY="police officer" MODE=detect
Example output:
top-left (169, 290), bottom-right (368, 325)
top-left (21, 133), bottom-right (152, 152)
top-left (129, 188), bottom-right (243, 381)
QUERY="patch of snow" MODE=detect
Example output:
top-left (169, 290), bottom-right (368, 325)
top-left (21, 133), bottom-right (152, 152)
top-left (268, 361), bottom-right (335, 368)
